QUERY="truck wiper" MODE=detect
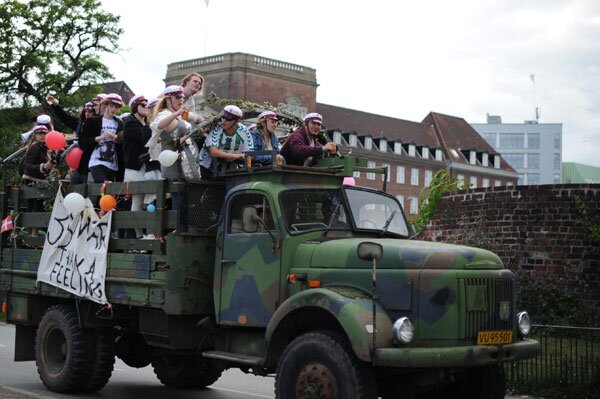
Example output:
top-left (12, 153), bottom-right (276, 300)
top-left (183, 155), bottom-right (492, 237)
top-left (322, 200), bottom-right (342, 236)
top-left (379, 211), bottom-right (397, 237)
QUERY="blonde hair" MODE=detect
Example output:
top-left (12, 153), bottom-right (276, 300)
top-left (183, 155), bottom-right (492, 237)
top-left (180, 72), bottom-right (205, 96)
top-left (152, 96), bottom-right (171, 120)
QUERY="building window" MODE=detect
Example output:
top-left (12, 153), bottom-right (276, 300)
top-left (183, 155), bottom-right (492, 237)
top-left (396, 195), bottom-right (404, 210)
top-left (396, 166), bottom-right (405, 184)
top-left (394, 142), bottom-right (402, 154)
top-left (554, 153), bottom-right (561, 170)
top-left (410, 168), bottom-right (419, 186)
top-left (469, 176), bottom-right (478, 188)
top-left (494, 155), bottom-right (501, 168)
top-left (349, 134), bottom-right (357, 147)
top-left (422, 147), bottom-right (429, 159)
top-left (409, 196), bottom-right (418, 214)
top-left (494, 179), bottom-right (502, 186)
top-left (353, 170), bottom-right (361, 178)
top-left (364, 137), bottom-right (372, 150)
top-left (527, 173), bottom-right (540, 185)
top-left (554, 133), bottom-right (561, 149)
top-left (482, 133), bottom-right (497, 147)
top-left (527, 133), bottom-right (540, 149)
top-left (554, 173), bottom-right (561, 184)
top-left (499, 133), bottom-right (524, 149)
top-left (367, 161), bottom-right (375, 180)
top-left (503, 153), bottom-right (525, 169)
top-left (381, 163), bottom-right (391, 182)
top-left (333, 131), bottom-right (342, 144)
top-left (408, 145), bottom-right (416, 156)
top-left (470, 151), bottom-right (477, 165)
top-left (457, 174), bottom-right (465, 187)
top-left (482, 178), bottom-right (490, 187)
top-left (507, 181), bottom-right (514, 186)
top-left (527, 153), bottom-right (540, 169)
top-left (482, 153), bottom-right (489, 167)
top-left (424, 170), bottom-right (433, 187)
top-left (379, 139), bottom-right (387, 152)
top-left (435, 149), bottom-right (443, 161)
top-left (518, 174), bottom-right (524, 185)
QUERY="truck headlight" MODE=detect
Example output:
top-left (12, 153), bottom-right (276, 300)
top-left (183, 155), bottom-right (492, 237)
top-left (517, 311), bottom-right (532, 336)
top-left (392, 317), bottom-right (414, 344)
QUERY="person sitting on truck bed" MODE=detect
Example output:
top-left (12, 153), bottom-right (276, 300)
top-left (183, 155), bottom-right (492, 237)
top-left (198, 105), bottom-right (254, 179)
top-left (250, 110), bottom-right (284, 166)
top-left (280, 112), bottom-right (336, 167)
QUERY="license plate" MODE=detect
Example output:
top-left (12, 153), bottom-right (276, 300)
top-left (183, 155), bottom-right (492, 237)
top-left (477, 330), bottom-right (513, 345)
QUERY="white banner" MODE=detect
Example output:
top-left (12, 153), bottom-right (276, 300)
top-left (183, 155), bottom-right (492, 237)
top-left (37, 191), bottom-right (112, 305)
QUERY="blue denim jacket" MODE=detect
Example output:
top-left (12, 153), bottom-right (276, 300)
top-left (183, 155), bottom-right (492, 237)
top-left (250, 128), bottom-right (279, 164)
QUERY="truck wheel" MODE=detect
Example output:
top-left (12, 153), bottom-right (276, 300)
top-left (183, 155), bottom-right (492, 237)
top-left (82, 327), bottom-right (115, 392)
top-left (275, 330), bottom-right (376, 399)
top-left (152, 355), bottom-right (223, 388)
top-left (450, 364), bottom-right (506, 399)
top-left (35, 305), bottom-right (89, 393)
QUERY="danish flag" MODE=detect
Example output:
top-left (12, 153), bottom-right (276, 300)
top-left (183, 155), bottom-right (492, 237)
top-left (1, 215), bottom-right (13, 233)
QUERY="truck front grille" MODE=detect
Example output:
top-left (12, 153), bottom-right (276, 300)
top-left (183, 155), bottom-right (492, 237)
top-left (463, 278), bottom-right (513, 339)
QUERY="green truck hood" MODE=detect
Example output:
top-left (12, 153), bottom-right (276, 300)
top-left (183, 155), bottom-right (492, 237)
top-left (294, 238), bottom-right (502, 270)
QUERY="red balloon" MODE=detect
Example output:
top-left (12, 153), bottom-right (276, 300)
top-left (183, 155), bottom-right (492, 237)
top-left (65, 147), bottom-right (83, 169)
top-left (46, 130), bottom-right (67, 150)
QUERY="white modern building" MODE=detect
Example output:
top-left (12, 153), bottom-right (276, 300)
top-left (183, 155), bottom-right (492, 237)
top-left (471, 115), bottom-right (563, 185)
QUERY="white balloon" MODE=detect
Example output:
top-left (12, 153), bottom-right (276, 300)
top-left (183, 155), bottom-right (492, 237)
top-left (63, 193), bottom-right (86, 214)
top-left (158, 150), bottom-right (179, 167)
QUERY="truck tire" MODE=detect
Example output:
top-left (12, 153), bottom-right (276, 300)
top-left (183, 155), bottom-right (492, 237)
top-left (448, 364), bottom-right (506, 399)
top-left (275, 330), bottom-right (376, 399)
top-left (82, 327), bottom-right (115, 392)
top-left (152, 355), bottom-right (223, 388)
top-left (35, 305), bottom-right (89, 393)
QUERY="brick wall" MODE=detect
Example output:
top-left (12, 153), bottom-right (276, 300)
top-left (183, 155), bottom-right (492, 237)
top-left (420, 184), bottom-right (600, 315)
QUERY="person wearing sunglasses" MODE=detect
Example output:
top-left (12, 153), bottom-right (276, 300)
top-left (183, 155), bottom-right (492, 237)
top-left (198, 105), bottom-right (254, 179)
top-left (280, 112), bottom-right (337, 166)
top-left (148, 85), bottom-right (202, 183)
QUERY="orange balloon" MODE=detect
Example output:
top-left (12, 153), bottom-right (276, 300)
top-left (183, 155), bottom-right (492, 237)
top-left (99, 195), bottom-right (117, 212)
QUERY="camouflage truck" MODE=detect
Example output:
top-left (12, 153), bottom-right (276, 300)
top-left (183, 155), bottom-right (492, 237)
top-left (0, 155), bottom-right (539, 398)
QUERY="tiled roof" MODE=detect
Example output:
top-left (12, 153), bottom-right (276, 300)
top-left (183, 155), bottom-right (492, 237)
top-left (316, 103), bottom-right (439, 148)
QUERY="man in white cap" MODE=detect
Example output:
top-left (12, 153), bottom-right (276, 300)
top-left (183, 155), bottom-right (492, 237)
top-left (79, 93), bottom-right (125, 183)
top-left (250, 110), bottom-right (284, 165)
top-left (280, 112), bottom-right (336, 166)
top-left (198, 105), bottom-right (254, 179)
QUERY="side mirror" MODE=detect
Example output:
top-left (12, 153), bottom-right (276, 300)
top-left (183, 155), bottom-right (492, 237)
top-left (357, 241), bottom-right (383, 261)
top-left (242, 206), bottom-right (259, 233)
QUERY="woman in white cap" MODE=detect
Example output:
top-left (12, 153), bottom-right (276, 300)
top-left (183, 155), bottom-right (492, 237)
top-left (198, 105), bottom-right (254, 179)
top-left (148, 85), bottom-right (201, 183)
top-left (250, 111), bottom-right (284, 165)
top-left (280, 112), bottom-right (336, 166)
top-left (79, 93), bottom-right (125, 183)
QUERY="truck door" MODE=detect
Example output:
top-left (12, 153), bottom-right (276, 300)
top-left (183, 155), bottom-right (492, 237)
top-left (217, 192), bottom-right (281, 327)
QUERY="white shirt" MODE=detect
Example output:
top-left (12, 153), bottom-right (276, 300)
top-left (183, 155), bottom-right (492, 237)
top-left (89, 117), bottom-right (119, 171)
top-left (198, 123), bottom-right (254, 170)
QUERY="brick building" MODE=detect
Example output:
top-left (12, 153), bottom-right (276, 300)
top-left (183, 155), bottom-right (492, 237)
top-left (165, 52), bottom-right (517, 214)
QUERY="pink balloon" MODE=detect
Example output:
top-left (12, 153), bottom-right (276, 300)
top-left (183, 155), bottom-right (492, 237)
top-left (46, 130), bottom-right (67, 150)
top-left (343, 177), bottom-right (356, 186)
top-left (65, 147), bottom-right (83, 169)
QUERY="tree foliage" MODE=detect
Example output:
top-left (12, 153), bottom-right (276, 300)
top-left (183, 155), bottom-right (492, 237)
top-left (0, 0), bottom-right (122, 113)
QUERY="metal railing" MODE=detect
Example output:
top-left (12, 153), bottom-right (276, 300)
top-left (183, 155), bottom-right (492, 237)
top-left (506, 324), bottom-right (600, 388)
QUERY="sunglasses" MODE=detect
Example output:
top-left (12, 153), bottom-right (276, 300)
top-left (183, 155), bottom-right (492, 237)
top-left (221, 114), bottom-right (238, 122)
top-left (139, 102), bottom-right (148, 108)
top-left (172, 94), bottom-right (184, 99)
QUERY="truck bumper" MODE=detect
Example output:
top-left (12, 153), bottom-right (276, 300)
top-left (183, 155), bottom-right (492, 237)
top-left (374, 338), bottom-right (540, 368)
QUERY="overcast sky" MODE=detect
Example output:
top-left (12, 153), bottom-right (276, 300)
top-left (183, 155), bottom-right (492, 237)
top-left (101, 0), bottom-right (600, 167)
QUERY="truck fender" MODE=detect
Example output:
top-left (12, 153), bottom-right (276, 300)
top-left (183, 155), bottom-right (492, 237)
top-left (265, 287), bottom-right (393, 362)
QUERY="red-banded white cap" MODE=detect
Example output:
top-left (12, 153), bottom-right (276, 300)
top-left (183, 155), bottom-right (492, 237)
top-left (33, 125), bottom-right (49, 134)
top-left (257, 111), bottom-right (278, 121)
top-left (223, 105), bottom-right (243, 118)
top-left (94, 93), bottom-right (107, 103)
top-left (128, 94), bottom-right (147, 108)
top-left (147, 98), bottom-right (159, 108)
top-left (303, 112), bottom-right (323, 123)
top-left (84, 102), bottom-right (94, 110)
top-left (105, 93), bottom-right (123, 106)
top-left (163, 85), bottom-right (184, 97)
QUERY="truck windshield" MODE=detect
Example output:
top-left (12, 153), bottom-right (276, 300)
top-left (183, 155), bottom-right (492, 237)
top-left (345, 188), bottom-right (409, 237)
top-left (280, 189), bottom-right (350, 233)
